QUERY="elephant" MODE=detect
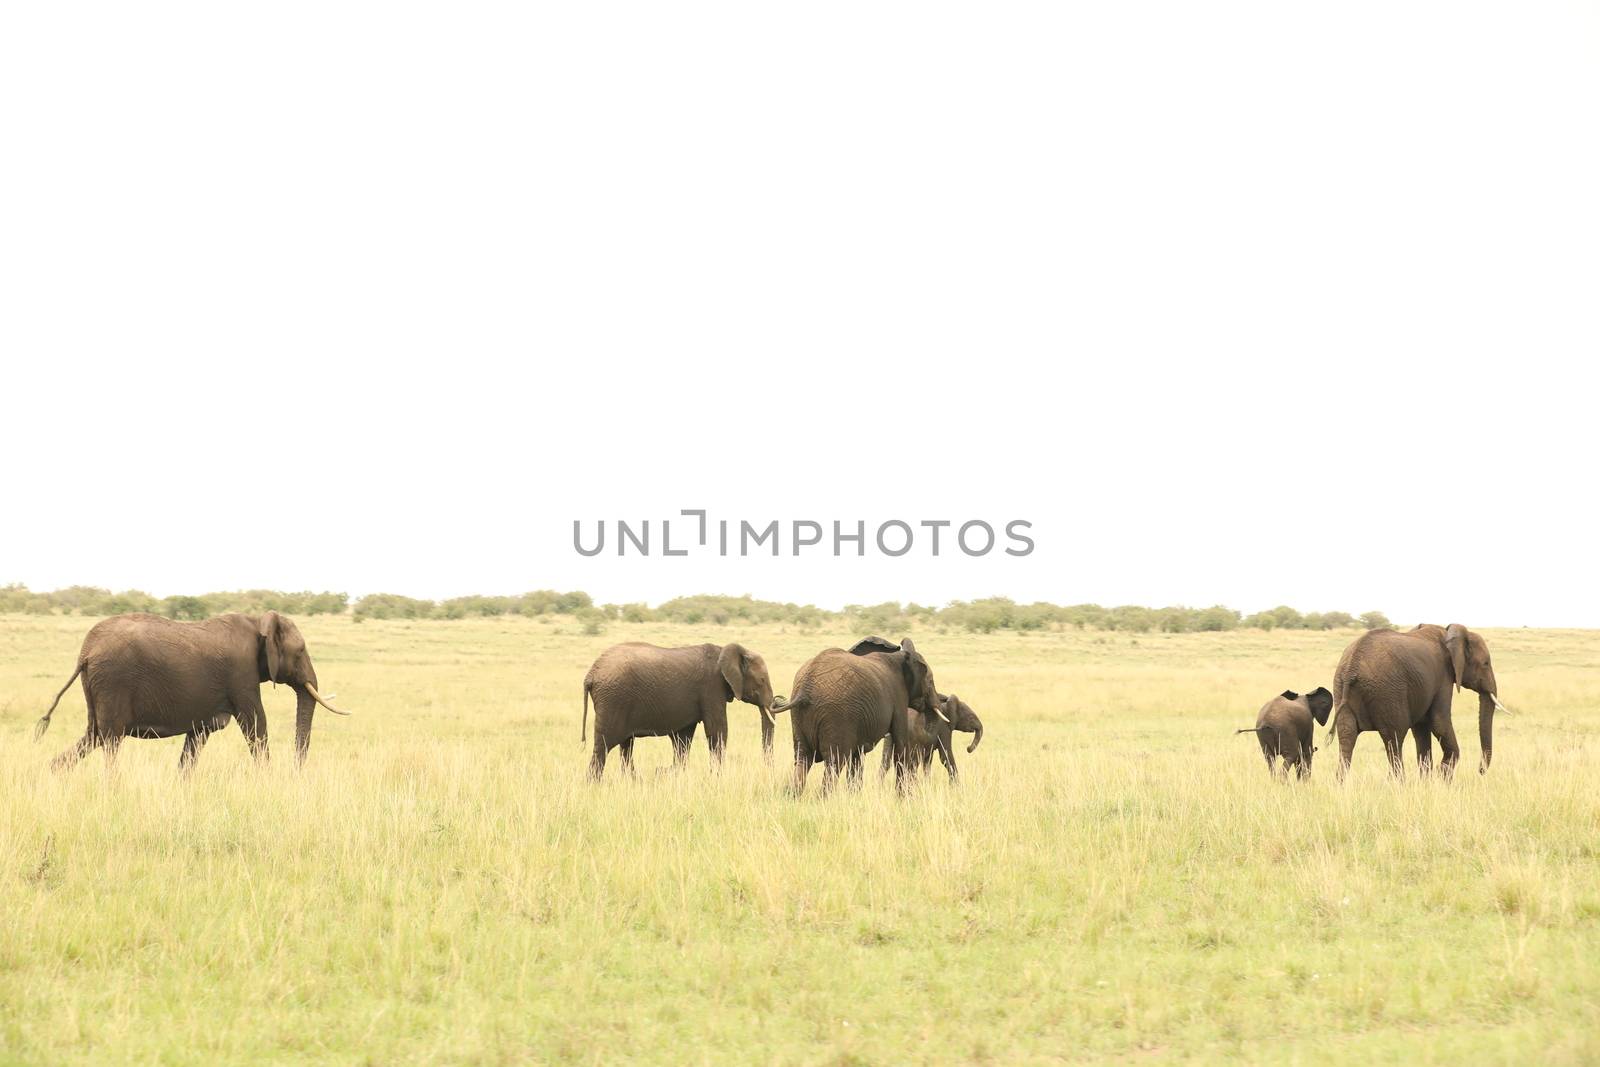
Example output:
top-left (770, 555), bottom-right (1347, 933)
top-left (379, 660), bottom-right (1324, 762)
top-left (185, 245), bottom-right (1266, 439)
top-left (1329, 623), bottom-right (1508, 780)
top-left (582, 642), bottom-right (778, 777)
top-left (771, 635), bottom-right (943, 794)
top-left (877, 692), bottom-right (984, 782)
top-left (1236, 688), bottom-right (1330, 780)
top-left (35, 611), bottom-right (348, 772)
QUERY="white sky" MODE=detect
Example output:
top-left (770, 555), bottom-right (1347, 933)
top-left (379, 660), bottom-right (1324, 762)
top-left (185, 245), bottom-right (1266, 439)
top-left (3, 2), bottom-right (1596, 625)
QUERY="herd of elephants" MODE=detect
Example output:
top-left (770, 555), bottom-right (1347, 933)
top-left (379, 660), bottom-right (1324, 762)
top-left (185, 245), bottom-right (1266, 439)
top-left (32, 612), bottom-right (1510, 789)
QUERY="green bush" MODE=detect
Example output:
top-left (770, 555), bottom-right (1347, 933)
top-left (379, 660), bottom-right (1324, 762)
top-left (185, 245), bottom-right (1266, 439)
top-left (0, 583), bottom-right (1386, 637)
top-left (161, 596), bottom-right (208, 621)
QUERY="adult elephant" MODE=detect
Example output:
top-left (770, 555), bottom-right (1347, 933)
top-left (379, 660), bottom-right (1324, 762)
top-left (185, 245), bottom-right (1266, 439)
top-left (771, 636), bottom-right (944, 794)
top-left (877, 693), bottom-right (984, 782)
top-left (1330, 623), bottom-right (1508, 780)
top-left (35, 611), bottom-right (349, 772)
top-left (582, 642), bottom-right (778, 777)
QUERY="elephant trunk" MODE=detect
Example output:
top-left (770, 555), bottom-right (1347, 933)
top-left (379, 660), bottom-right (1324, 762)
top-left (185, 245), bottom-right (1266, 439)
top-left (1478, 690), bottom-right (1495, 774)
top-left (966, 714), bottom-right (983, 754)
top-left (760, 712), bottom-right (775, 758)
top-left (295, 688), bottom-right (315, 767)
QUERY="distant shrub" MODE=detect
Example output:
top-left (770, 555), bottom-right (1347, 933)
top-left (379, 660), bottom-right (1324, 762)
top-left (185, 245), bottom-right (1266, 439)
top-left (161, 596), bottom-right (208, 621)
top-left (352, 594), bottom-right (436, 621)
top-left (0, 583), bottom-right (1386, 638)
top-left (1361, 611), bottom-right (1393, 630)
top-left (1195, 606), bottom-right (1241, 632)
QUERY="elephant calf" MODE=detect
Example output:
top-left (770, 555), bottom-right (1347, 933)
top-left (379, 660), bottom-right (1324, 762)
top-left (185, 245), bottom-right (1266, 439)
top-left (1238, 688), bottom-right (1330, 780)
top-left (878, 693), bottom-right (984, 782)
top-left (582, 642), bottom-right (778, 777)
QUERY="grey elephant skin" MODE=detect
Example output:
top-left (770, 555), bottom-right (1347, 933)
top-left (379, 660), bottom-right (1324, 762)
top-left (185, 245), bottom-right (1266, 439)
top-left (1237, 688), bottom-right (1329, 780)
top-left (36, 611), bottom-right (348, 772)
top-left (773, 636), bottom-right (941, 794)
top-left (878, 692), bottom-right (983, 782)
top-left (582, 642), bottom-right (777, 777)
top-left (1330, 623), bottom-right (1506, 780)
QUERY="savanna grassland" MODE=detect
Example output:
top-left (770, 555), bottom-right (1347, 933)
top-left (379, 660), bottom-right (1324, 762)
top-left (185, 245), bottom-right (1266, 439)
top-left (2, 614), bottom-right (1598, 1065)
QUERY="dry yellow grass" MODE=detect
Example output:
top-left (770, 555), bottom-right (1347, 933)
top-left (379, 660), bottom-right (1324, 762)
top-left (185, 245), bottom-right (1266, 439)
top-left (2, 614), bottom-right (1598, 1064)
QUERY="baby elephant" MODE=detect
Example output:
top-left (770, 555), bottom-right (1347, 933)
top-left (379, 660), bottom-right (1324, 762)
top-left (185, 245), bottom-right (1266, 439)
top-left (878, 692), bottom-right (984, 782)
top-left (1238, 688), bottom-right (1331, 780)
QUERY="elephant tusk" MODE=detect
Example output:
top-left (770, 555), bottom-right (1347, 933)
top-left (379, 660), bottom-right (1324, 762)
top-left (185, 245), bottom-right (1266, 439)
top-left (933, 706), bottom-right (950, 723)
top-left (1492, 694), bottom-right (1511, 714)
top-left (762, 705), bottom-right (775, 725)
top-left (305, 683), bottom-right (352, 716)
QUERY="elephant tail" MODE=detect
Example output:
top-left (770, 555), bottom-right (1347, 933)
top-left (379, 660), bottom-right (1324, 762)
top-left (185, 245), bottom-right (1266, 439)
top-left (581, 680), bottom-right (591, 743)
top-left (1327, 682), bottom-right (1359, 743)
top-left (1327, 697), bottom-right (1361, 744)
top-left (1235, 726), bottom-right (1269, 736)
top-left (35, 663), bottom-right (83, 741)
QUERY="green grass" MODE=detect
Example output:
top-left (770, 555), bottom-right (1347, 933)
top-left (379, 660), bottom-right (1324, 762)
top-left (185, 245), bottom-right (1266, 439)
top-left (2, 615), bottom-right (1598, 1064)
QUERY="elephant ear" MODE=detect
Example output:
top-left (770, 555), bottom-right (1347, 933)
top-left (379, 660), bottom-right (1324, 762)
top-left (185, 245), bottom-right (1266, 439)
top-left (847, 636), bottom-right (899, 656)
top-left (717, 644), bottom-right (745, 702)
top-left (1280, 690), bottom-right (1300, 701)
top-left (258, 611), bottom-right (285, 684)
top-left (1306, 687), bottom-right (1333, 727)
top-left (1444, 624), bottom-right (1468, 691)
top-left (898, 638), bottom-right (931, 703)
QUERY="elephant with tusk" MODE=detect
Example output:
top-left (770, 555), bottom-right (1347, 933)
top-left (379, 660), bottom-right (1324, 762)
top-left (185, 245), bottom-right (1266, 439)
top-left (1329, 623), bottom-right (1507, 781)
top-left (772, 635), bottom-right (942, 795)
top-left (582, 642), bottom-right (778, 777)
top-left (36, 611), bottom-right (349, 773)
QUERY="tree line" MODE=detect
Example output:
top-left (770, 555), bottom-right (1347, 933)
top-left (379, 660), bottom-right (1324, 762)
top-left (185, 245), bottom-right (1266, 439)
top-left (0, 585), bottom-right (1391, 635)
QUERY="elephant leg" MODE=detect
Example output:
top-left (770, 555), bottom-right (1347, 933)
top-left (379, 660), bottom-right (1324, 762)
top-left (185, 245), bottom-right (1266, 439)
top-left (1335, 715), bottom-right (1359, 783)
top-left (1411, 723), bottom-right (1433, 778)
top-left (101, 729), bottom-right (124, 771)
top-left (936, 740), bottom-right (958, 784)
top-left (51, 730), bottom-right (99, 773)
top-left (1380, 731), bottom-right (1405, 779)
top-left (178, 730), bottom-right (209, 775)
top-left (618, 738), bottom-right (637, 777)
top-left (878, 742), bottom-right (893, 780)
top-left (820, 750), bottom-right (844, 796)
top-left (1432, 713), bottom-right (1461, 782)
top-left (238, 705), bottom-right (269, 764)
top-left (791, 744), bottom-right (814, 796)
top-left (701, 706), bottom-right (728, 767)
top-left (669, 723), bottom-right (697, 768)
top-left (845, 750), bottom-right (864, 790)
top-left (589, 735), bottom-right (609, 779)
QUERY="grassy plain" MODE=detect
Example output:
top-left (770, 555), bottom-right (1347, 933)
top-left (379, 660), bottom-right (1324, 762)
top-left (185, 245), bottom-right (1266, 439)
top-left (1, 614), bottom-right (1598, 1065)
